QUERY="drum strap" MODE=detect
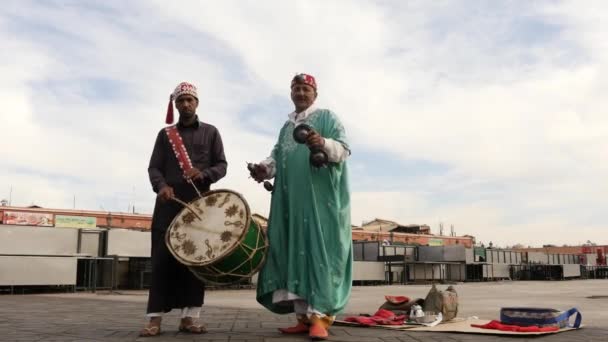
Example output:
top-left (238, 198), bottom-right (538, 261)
top-left (165, 125), bottom-right (193, 174)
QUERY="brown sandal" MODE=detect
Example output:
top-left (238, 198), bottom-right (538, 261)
top-left (178, 323), bottom-right (207, 334)
top-left (139, 325), bottom-right (161, 337)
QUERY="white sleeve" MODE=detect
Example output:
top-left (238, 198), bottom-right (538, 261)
top-left (322, 138), bottom-right (350, 163)
top-left (259, 156), bottom-right (276, 179)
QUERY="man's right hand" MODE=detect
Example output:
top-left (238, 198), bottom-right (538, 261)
top-left (158, 186), bottom-right (175, 202)
top-left (248, 163), bottom-right (269, 183)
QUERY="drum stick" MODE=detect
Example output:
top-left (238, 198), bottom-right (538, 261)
top-left (188, 178), bottom-right (203, 198)
top-left (171, 197), bottom-right (202, 220)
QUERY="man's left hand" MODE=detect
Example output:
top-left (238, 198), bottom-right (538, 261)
top-left (306, 131), bottom-right (325, 149)
top-left (184, 167), bottom-right (204, 181)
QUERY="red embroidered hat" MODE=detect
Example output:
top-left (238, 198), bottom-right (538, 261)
top-left (166, 82), bottom-right (198, 124)
top-left (291, 73), bottom-right (317, 90)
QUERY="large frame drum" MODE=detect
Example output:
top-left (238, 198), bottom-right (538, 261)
top-left (165, 189), bottom-right (268, 285)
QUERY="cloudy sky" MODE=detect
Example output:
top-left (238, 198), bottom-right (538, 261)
top-left (1, 1), bottom-right (606, 246)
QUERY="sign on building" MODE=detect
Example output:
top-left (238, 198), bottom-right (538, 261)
top-left (428, 238), bottom-right (444, 246)
top-left (2, 211), bottom-right (54, 227)
top-left (54, 215), bottom-right (97, 229)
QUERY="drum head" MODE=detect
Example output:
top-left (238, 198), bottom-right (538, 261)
top-left (165, 189), bottom-right (251, 266)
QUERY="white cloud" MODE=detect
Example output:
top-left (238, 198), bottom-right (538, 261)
top-left (1, 1), bottom-right (607, 246)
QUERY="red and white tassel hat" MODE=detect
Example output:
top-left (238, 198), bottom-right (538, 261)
top-left (166, 82), bottom-right (198, 124)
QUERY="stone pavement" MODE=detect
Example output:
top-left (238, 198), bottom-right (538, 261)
top-left (0, 292), bottom-right (606, 342)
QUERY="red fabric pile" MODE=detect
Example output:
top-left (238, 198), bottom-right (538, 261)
top-left (471, 320), bottom-right (559, 332)
top-left (384, 295), bottom-right (410, 304)
top-left (344, 309), bottom-right (406, 326)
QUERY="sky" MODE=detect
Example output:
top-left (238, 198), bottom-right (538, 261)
top-left (1, 0), bottom-right (607, 247)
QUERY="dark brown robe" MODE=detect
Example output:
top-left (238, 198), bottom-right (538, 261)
top-left (146, 117), bottom-right (227, 314)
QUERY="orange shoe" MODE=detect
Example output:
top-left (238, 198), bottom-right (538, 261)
top-left (309, 322), bottom-right (328, 340)
top-left (278, 322), bottom-right (309, 334)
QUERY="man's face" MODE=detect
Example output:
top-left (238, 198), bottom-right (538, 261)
top-left (291, 83), bottom-right (317, 112)
top-left (175, 94), bottom-right (198, 117)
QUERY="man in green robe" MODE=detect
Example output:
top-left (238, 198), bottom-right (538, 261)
top-left (249, 73), bottom-right (352, 340)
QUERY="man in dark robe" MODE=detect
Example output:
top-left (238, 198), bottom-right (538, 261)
top-left (140, 82), bottom-right (227, 337)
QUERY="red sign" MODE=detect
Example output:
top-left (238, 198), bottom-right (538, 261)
top-left (2, 211), bottom-right (53, 227)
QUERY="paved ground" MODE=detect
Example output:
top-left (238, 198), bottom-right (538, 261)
top-left (0, 280), bottom-right (607, 341)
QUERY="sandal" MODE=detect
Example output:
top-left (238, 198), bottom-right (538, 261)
top-left (178, 323), bottom-right (207, 334)
top-left (139, 324), bottom-right (161, 337)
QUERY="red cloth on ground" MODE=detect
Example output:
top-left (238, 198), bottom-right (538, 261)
top-left (471, 320), bottom-right (560, 332)
top-left (385, 295), bottom-right (410, 304)
top-left (344, 309), bottom-right (406, 326)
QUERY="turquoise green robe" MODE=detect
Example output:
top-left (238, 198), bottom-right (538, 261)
top-left (256, 108), bottom-right (353, 315)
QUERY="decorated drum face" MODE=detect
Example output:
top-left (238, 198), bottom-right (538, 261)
top-left (165, 189), bottom-right (251, 266)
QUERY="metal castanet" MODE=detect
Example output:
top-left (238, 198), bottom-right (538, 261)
top-left (292, 124), bottom-right (328, 167)
top-left (247, 163), bottom-right (274, 192)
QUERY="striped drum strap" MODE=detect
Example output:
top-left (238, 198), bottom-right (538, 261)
top-left (165, 125), bottom-right (193, 175)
